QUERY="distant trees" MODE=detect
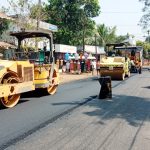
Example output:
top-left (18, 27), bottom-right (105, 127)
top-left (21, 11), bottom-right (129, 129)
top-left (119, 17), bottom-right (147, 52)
top-left (145, 36), bottom-right (150, 43)
top-left (1, 0), bottom-right (135, 48)
top-left (7, 0), bottom-right (32, 29)
top-left (4, 0), bottom-right (47, 30)
top-left (0, 18), bottom-right (10, 38)
top-left (139, 0), bottom-right (150, 29)
top-left (0, 8), bottom-right (10, 37)
top-left (96, 24), bottom-right (116, 46)
top-left (95, 24), bottom-right (131, 47)
top-left (114, 35), bottom-right (128, 43)
top-left (136, 40), bottom-right (150, 59)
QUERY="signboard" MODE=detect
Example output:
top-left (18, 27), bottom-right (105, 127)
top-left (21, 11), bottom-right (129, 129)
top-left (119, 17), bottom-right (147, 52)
top-left (27, 19), bottom-right (58, 32)
top-left (55, 44), bottom-right (77, 53)
top-left (39, 21), bottom-right (58, 32)
top-left (77, 45), bottom-right (105, 54)
top-left (84, 45), bottom-right (96, 54)
top-left (97, 47), bottom-right (105, 54)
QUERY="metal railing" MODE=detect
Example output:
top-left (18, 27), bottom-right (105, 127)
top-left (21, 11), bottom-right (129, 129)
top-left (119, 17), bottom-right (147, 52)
top-left (4, 51), bottom-right (52, 65)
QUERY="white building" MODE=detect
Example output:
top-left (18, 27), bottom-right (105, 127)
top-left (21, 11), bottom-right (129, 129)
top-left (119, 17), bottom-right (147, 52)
top-left (54, 44), bottom-right (77, 60)
top-left (55, 44), bottom-right (77, 54)
top-left (77, 45), bottom-right (105, 54)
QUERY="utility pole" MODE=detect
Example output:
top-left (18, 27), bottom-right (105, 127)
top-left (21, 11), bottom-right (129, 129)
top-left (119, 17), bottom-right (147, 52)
top-left (147, 30), bottom-right (150, 43)
top-left (83, 26), bottom-right (85, 54)
top-left (37, 0), bottom-right (41, 30)
top-left (82, 12), bottom-right (87, 54)
top-left (95, 34), bottom-right (97, 54)
top-left (35, 0), bottom-right (41, 51)
top-left (148, 30), bottom-right (150, 63)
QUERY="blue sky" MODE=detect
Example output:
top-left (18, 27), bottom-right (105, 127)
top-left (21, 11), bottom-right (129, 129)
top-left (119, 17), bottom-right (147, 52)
top-left (1, 0), bottom-right (145, 40)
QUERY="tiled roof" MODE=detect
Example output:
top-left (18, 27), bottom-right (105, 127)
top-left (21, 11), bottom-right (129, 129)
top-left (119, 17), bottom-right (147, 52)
top-left (0, 12), bottom-right (13, 20)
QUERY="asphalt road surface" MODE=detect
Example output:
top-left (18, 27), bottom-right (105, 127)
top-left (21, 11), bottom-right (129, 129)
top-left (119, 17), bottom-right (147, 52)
top-left (0, 74), bottom-right (136, 149)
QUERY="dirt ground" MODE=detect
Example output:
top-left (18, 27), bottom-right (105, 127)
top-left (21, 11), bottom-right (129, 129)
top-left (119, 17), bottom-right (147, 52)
top-left (59, 70), bottom-right (98, 84)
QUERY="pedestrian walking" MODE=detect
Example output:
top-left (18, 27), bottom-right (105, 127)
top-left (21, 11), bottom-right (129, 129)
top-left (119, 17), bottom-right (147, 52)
top-left (62, 60), bottom-right (66, 73)
top-left (91, 60), bottom-right (95, 75)
top-left (86, 59), bottom-right (90, 72)
top-left (66, 61), bottom-right (70, 73)
top-left (80, 60), bottom-right (85, 73)
top-left (96, 60), bottom-right (101, 77)
top-left (77, 60), bottom-right (81, 74)
top-left (70, 60), bottom-right (74, 74)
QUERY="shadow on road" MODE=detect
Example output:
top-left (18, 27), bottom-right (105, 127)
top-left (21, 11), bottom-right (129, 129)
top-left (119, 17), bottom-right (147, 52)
top-left (21, 89), bottom-right (48, 98)
top-left (142, 86), bottom-right (150, 89)
top-left (52, 96), bottom-right (97, 106)
top-left (52, 93), bottom-right (150, 127)
top-left (83, 94), bottom-right (150, 127)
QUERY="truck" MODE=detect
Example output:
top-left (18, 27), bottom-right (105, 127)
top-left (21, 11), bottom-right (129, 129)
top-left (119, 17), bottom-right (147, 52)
top-left (0, 30), bottom-right (59, 108)
top-left (114, 46), bottom-right (143, 73)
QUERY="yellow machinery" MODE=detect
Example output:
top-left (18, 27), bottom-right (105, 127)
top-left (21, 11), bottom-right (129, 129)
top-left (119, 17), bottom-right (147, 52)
top-left (100, 56), bottom-right (130, 80)
top-left (0, 30), bottom-right (59, 108)
top-left (114, 46), bottom-right (143, 73)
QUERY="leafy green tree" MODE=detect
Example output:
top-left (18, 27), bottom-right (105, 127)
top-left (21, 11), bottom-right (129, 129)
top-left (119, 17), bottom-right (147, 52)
top-left (7, 0), bottom-right (32, 29)
top-left (0, 18), bottom-right (10, 38)
top-left (0, 8), bottom-right (10, 37)
top-left (45, 0), bottom-right (100, 45)
top-left (6, 0), bottom-right (47, 30)
top-left (114, 35), bottom-right (128, 43)
top-left (29, 2), bottom-right (48, 30)
top-left (136, 40), bottom-right (150, 58)
top-left (145, 36), bottom-right (150, 43)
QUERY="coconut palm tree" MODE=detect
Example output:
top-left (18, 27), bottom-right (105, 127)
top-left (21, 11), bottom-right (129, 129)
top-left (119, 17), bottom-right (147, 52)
top-left (96, 24), bottom-right (116, 46)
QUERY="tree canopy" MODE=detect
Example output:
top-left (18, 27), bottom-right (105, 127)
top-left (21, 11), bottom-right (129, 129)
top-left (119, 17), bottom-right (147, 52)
top-left (0, 8), bottom-right (10, 37)
top-left (139, 0), bottom-right (150, 29)
top-left (1, 0), bottom-right (134, 48)
top-left (136, 40), bottom-right (150, 58)
top-left (5, 0), bottom-right (47, 30)
top-left (96, 24), bottom-right (117, 46)
top-left (45, 0), bottom-right (100, 45)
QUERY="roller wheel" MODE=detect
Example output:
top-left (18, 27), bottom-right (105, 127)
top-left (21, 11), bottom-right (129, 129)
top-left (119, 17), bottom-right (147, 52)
top-left (47, 71), bottom-right (58, 95)
top-left (126, 71), bottom-right (131, 78)
top-left (121, 73), bottom-right (125, 80)
top-left (1, 77), bottom-right (20, 108)
top-left (47, 77), bottom-right (58, 95)
top-left (47, 84), bottom-right (58, 95)
top-left (127, 71), bottom-right (130, 78)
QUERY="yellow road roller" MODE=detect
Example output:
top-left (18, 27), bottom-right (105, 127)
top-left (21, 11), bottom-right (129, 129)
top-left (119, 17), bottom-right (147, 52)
top-left (100, 56), bottom-right (130, 80)
top-left (0, 30), bottom-right (59, 108)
